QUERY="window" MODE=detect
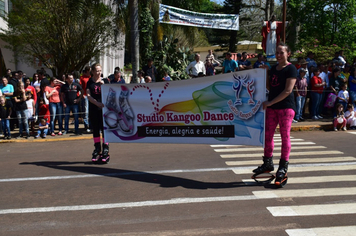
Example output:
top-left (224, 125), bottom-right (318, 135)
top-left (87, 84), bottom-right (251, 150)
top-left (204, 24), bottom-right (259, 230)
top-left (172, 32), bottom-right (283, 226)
top-left (0, 0), bottom-right (5, 17)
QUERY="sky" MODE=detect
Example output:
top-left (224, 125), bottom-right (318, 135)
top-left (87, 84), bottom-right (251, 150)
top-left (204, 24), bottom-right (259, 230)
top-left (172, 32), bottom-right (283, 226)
top-left (212, 0), bottom-right (224, 5)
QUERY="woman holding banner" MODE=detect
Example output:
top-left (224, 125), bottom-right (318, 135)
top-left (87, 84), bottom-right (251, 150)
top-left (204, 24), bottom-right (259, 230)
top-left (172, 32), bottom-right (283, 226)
top-left (252, 42), bottom-right (297, 187)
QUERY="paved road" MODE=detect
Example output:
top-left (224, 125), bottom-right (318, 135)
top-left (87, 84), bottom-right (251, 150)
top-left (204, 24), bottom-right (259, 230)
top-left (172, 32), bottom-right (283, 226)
top-left (1, 130), bottom-right (356, 235)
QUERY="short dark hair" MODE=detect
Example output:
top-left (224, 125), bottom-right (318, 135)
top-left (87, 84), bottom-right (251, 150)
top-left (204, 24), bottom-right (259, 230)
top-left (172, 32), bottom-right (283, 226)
top-left (84, 66), bottom-right (91, 72)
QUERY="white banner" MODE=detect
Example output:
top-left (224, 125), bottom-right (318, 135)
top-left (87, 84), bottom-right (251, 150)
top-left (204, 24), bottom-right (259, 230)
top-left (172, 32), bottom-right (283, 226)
top-left (102, 69), bottom-right (266, 146)
top-left (159, 4), bottom-right (239, 31)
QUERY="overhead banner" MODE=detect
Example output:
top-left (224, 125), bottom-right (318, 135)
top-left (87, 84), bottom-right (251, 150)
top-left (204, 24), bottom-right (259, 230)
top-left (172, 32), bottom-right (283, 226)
top-left (102, 69), bottom-right (266, 146)
top-left (159, 4), bottom-right (239, 31)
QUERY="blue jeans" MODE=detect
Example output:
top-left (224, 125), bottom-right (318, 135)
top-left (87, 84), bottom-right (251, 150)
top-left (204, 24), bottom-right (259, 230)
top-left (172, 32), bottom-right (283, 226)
top-left (65, 104), bottom-right (79, 132)
top-left (49, 102), bottom-right (63, 133)
top-left (16, 110), bottom-right (29, 135)
top-left (350, 90), bottom-right (356, 104)
top-left (1, 119), bottom-right (11, 137)
top-left (37, 128), bottom-right (48, 136)
top-left (81, 96), bottom-right (89, 127)
top-left (311, 92), bottom-right (322, 117)
top-left (295, 96), bottom-right (306, 120)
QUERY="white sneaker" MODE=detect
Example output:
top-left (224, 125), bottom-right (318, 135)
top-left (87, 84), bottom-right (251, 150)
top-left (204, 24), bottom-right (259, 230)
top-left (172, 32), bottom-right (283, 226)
top-left (318, 115), bottom-right (323, 119)
top-left (334, 127), bottom-right (338, 131)
top-left (312, 116), bottom-right (319, 120)
top-left (342, 126), bottom-right (347, 131)
top-left (292, 119), bottom-right (298, 123)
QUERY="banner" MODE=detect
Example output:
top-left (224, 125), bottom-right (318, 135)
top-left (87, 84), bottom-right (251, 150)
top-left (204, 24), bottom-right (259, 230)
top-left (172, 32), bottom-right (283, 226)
top-left (159, 4), bottom-right (239, 31)
top-left (102, 69), bottom-right (266, 146)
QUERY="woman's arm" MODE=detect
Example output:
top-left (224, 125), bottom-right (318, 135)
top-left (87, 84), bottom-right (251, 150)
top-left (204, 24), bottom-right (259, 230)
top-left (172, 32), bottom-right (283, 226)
top-left (263, 77), bottom-right (296, 110)
top-left (86, 88), bottom-right (104, 108)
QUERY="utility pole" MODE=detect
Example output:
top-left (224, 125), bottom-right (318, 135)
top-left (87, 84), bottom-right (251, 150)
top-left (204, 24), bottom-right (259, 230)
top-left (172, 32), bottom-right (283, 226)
top-left (282, 0), bottom-right (286, 43)
top-left (129, 0), bottom-right (139, 83)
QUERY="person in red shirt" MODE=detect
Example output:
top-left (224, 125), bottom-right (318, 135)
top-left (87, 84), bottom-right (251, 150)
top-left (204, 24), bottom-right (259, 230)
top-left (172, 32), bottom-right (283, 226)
top-left (24, 77), bottom-right (37, 104)
top-left (38, 97), bottom-right (50, 123)
top-left (311, 68), bottom-right (326, 120)
top-left (80, 66), bottom-right (91, 132)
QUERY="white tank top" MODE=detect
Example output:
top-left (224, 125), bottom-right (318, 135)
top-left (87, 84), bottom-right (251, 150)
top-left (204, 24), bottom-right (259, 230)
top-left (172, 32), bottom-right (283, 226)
top-left (26, 99), bottom-right (33, 117)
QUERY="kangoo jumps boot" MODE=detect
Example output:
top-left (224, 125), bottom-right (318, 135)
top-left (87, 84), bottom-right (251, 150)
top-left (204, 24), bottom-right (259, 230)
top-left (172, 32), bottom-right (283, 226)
top-left (101, 143), bottom-right (110, 163)
top-left (253, 156), bottom-right (274, 175)
top-left (275, 159), bottom-right (289, 187)
top-left (92, 142), bottom-right (101, 163)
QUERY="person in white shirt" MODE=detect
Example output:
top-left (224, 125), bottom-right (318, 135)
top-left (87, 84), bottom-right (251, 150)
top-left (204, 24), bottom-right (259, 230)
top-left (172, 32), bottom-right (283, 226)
top-left (345, 104), bottom-right (356, 129)
top-left (337, 83), bottom-right (349, 111)
top-left (186, 53), bottom-right (206, 78)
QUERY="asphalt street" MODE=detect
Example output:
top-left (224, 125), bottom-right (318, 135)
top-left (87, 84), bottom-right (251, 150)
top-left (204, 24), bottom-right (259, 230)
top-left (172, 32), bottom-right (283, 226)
top-left (0, 130), bottom-right (356, 235)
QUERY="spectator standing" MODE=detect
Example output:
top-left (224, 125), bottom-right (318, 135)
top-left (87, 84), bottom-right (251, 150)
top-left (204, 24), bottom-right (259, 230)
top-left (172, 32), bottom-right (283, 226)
top-left (137, 70), bottom-right (145, 83)
top-left (80, 66), bottom-right (91, 133)
top-left (13, 81), bottom-right (29, 139)
top-left (0, 95), bottom-right (12, 139)
top-left (205, 58), bottom-right (220, 76)
top-left (162, 71), bottom-right (172, 81)
top-left (142, 59), bottom-right (158, 82)
top-left (294, 68), bottom-right (308, 122)
top-left (238, 52), bottom-right (253, 70)
top-left (329, 67), bottom-right (345, 94)
top-left (348, 67), bottom-right (356, 104)
top-left (24, 77), bottom-right (37, 105)
top-left (306, 52), bottom-right (317, 70)
top-left (310, 68), bottom-right (326, 120)
top-left (0, 76), bottom-right (14, 100)
top-left (186, 53), bottom-right (206, 78)
top-left (110, 70), bottom-right (125, 84)
top-left (45, 77), bottom-right (64, 136)
top-left (25, 91), bottom-right (36, 135)
top-left (108, 67), bottom-right (121, 82)
top-left (337, 83), bottom-right (349, 112)
top-left (145, 76), bottom-right (152, 83)
top-left (61, 73), bottom-right (83, 135)
top-left (222, 52), bottom-right (238, 73)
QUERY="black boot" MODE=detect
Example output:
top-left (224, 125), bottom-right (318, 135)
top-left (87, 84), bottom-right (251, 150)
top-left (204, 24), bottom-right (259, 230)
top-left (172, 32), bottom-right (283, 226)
top-left (275, 159), bottom-right (289, 187)
top-left (92, 142), bottom-right (101, 162)
top-left (101, 143), bottom-right (110, 163)
top-left (253, 156), bottom-right (274, 174)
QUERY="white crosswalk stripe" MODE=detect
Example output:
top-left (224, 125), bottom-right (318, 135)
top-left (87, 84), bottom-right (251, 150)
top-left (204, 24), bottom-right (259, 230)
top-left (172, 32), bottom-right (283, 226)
top-left (211, 134), bottom-right (356, 235)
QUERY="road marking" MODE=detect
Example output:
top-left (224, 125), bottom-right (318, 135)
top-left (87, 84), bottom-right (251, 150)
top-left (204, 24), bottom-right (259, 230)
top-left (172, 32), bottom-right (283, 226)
top-left (347, 131), bottom-right (356, 135)
top-left (253, 187), bottom-right (356, 199)
top-left (210, 142), bottom-right (316, 148)
top-left (226, 156), bottom-right (356, 166)
top-left (232, 162), bottom-right (356, 175)
top-left (215, 146), bottom-right (326, 152)
top-left (267, 203), bottom-right (356, 216)
top-left (0, 195), bottom-right (258, 215)
top-left (242, 175), bottom-right (356, 185)
top-left (286, 226), bottom-right (356, 236)
top-left (273, 138), bottom-right (304, 142)
top-left (221, 150), bottom-right (343, 158)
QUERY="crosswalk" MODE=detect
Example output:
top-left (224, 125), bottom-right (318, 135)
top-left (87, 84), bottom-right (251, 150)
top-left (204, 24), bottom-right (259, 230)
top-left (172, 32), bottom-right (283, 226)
top-left (211, 133), bottom-right (356, 236)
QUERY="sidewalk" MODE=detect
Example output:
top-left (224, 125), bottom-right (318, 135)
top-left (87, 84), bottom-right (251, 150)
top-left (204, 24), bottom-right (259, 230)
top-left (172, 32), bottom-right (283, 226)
top-left (0, 117), bottom-right (335, 144)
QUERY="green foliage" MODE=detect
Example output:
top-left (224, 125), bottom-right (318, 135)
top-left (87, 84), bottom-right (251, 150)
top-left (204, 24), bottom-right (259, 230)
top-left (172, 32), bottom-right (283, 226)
top-left (0, 0), bottom-right (122, 77)
top-left (287, 0), bottom-right (356, 57)
top-left (152, 35), bottom-right (192, 81)
top-left (139, 4), bottom-right (155, 64)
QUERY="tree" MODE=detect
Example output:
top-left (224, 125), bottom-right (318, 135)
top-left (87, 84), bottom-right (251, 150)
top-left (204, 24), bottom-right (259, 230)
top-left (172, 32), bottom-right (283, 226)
top-left (0, 0), bottom-right (122, 77)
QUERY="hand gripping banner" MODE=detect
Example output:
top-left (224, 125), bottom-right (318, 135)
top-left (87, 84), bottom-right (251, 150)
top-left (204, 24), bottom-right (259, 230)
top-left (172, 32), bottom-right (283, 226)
top-left (102, 69), bottom-right (266, 146)
top-left (159, 4), bottom-right (239, 31)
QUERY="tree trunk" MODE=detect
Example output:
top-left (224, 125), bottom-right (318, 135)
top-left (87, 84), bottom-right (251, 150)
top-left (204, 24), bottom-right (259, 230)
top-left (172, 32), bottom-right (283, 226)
top-left (129, 0), bottom-right (139, 83)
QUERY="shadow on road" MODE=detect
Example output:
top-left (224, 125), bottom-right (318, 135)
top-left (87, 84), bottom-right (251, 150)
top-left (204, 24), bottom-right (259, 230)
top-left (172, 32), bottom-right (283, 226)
top-left (20, 161), bottom-right (255, 190)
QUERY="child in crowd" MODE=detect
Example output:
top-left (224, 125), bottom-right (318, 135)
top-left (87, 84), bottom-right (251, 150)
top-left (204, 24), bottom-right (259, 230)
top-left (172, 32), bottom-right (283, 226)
top-left (38, 97), bottom-right (50, 125)
top-left (334, 103), bottom-right (347, 131)
top-left (25, 91), bottom-right (36, 135)
top-left (162, 71), bottom-right (171, 81)
top-left (345, 104), bottom-right (356, 130)
top-left (138, 70), bottom-right (145, 83)
top-left (337, 83), bottom-right (349, 111)
top-left (0, 95), bottom-right (12, 139)
top-left (35, 118), bottom-right (49, 138)
top-left (294, 68), bottom-right (308, 122)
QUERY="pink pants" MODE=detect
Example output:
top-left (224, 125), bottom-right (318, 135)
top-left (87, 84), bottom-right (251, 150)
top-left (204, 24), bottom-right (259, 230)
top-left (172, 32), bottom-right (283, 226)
top-left (264, 108), bottom-right (295, 161)
top-left (333, 118), bottom-right (347, 128)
